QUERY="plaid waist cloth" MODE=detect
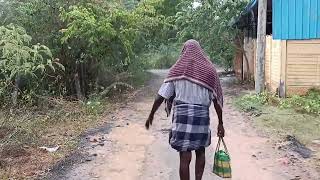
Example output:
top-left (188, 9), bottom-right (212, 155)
top-left (170, 101), bottom-right (211, 152)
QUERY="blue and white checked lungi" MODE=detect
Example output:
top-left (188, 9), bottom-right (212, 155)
top-left (170, 101), bottom-right (211, 152)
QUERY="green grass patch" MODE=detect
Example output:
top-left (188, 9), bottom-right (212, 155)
top-left (235, 89), bottom-right (320, 115)
top-left (234, 92), bottom-right (268, 115)
top-left (279, 89), bottom-right (320, 115)
top-left (234, 90), bottom-right (320, 145)
top-left (254, 107), bottom-right (320, 145)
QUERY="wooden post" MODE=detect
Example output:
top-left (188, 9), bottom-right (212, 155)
top-left (255, 0), bottom-right (267, 93)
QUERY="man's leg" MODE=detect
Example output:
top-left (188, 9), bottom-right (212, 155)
top-left (179, 151), bottom-right (192, 180)
top-left (195, 147), bottom-right (206, 180)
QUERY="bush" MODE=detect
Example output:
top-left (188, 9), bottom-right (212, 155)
top-left (280, 89), bottom-right (320, 114)
top-left (0, 24), bottom-right (64, 105)
top-left (234, 93), bottom-right (268, 113)
top-left (236, 89), bottom-right (320, 115)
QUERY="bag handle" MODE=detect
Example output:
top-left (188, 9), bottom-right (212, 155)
top-left (215, 137), bottom-right (230, 155)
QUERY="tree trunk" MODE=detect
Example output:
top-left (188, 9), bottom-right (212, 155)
top-left (74, 73), bottom-right (85, 101)
top-left (12, 78), bottom-right (19, 106)
top-left (255, 0), bottom-right (267, 94)
top-left (80, 62), bottom-right (86, 96)
top-left (235, 34), bottom-right (250, 81)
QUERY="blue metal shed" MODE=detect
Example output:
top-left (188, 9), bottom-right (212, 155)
top-left (232, 0), bottom-right (320, 95)
top-left (273, 0), bottom-right (320, 40)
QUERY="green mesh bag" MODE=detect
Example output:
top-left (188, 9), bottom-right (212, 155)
top-left (213, 138), bottom-right (231, 178)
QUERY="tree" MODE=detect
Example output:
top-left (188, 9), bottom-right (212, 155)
top-left (175, 0), bottom-right (248, 70)
top-left (0, 0), bottom-right (194, 104)
top-left (255, 0), bottom-right (267, 93)
top-left (59, 0), bottom-right (174, 98)
top-left (0, 24), bottom-right (64, 105)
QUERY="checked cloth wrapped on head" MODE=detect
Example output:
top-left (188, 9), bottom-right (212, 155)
top-left (164, 39), bottom-right (223, 109)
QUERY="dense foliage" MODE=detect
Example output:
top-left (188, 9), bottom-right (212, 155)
top-left (0, 0), bottom-right (177, 104)
top-left (0, 24), bottom-right (64, 105)
top-left (0, 0), bottom-right (248, 105)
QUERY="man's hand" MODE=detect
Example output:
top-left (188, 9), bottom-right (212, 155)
top-left (217, 124), bottom-right (225, 137)
top-left (145, 114), bottom-right (154, 130)
top-left (145, 95), bottom-right (164, 130)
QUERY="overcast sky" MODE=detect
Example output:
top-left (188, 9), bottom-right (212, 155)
top-left (193, 1), bottom-right (201, 8)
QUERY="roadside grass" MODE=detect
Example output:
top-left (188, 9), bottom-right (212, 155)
top-left (234, 90), bottom-right (320, 145)
top-left (0, 98), bottom-right (107, 179)
top-left (0, 71), bottom-right (150, 179)
top-left (253, 107), bottom-right (320, 145)
top-left (234, 90), bottom-right (320, 171)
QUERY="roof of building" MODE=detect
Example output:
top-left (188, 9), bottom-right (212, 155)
top-left (231, 0), bottom-right (272, 29)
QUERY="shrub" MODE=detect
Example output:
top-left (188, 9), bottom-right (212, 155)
top-left (280, 89), bottom-right (320, 114)
top-left (236, 89), bottom-right (320, 115)
top-left (234, 93), bottom-right (268, 113)
top-left (0, 24), bottom-right (64, 105)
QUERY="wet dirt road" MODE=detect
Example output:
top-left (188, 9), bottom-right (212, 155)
top-left (58, 70), bottom-right (319, 180)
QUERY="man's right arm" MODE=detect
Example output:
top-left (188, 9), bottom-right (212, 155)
top-left (214, 100), bottom-right (225, 137)
top-left (214, 101), bottom-right (223, 124)
top-left (146, 82), bottom-right (174, 130)
top-left (145, 94), bottom-right (164, 129)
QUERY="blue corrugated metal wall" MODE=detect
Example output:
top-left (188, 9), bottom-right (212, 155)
top-left (273, 0), bottom-right (320, 40)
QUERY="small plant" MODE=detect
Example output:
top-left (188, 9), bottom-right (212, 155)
top-left (85, 99), bottom-right (103, 115)
top-left (237, 89), bottom-right (320, 115)
top-left (280, 89), bottom-right (320, 114)
top-left (234, 92), bottom-right (268, 113)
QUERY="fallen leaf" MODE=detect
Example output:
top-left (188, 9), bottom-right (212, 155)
top-left (39, 146), bottom-right (60, 153)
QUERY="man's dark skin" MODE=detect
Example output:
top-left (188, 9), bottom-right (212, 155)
top-left (146, 95), bottom-right (225, 180)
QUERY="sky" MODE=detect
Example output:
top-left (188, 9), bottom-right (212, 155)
top-left (193, 1), bottom-right (201, 8)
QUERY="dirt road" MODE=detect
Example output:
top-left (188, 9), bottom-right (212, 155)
top-left (55, 70), bottom-right (319, 180)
